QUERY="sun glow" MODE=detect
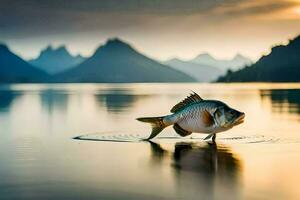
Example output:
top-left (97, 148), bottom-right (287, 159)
top-left (270, 3), bottom-right (300, 20)
top-left (293, 6), bottom-right (300, 14)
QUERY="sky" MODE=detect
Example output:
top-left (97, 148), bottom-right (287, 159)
top-left (0, 0), bottom-right (300, 61)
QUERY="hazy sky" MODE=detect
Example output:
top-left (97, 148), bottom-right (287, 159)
top-left (1, 0), bottom-right (300, 61)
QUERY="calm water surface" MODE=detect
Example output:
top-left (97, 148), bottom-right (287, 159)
top-left (0, 83), bottom-right (300, 200)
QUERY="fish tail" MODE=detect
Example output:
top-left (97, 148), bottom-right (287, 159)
top-left (137, 116), bottom-right (168, 140)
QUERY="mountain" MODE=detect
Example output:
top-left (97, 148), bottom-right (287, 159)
top-left (217, 35), bottom-right (300, 82)
top-left (53, 38), bottom-right (195, 83)
top-left (0, 44), bottom-right (49, 83)
top-left (29, 45), bottom-right (85, 74)
top-left (164, 58), bottom-right (223, 82)
top-left (191, 53), bottom-right (252, 71)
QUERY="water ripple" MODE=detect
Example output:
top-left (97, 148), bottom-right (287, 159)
top-left (72, 132), bottom-right (300, 144)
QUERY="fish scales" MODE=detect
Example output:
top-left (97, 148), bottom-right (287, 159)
top-left (137, 92), bottom-right (245, 141)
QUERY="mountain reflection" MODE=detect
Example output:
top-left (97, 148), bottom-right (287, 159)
top-left (261, 89), bottom-right (300, 114)
top-left (94, 89), bottom-right (141, 113)
top-left (40, 90), bottom-right (68, 113)
top-left (0, 90), bottom-right (20, 112)
top-left (149, 141), bottom-right (242, 199)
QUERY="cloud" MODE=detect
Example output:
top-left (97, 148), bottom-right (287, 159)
top-left (0, 0), bottom-right (244, 39)
top-left (213, 0), bottom-right (299, 18)
top-left (0, 0), bottom-right (299, 60)
top-left (1, 0), bottom-right (239, 14)
top-left (1, 0), bottom-right (297, 39)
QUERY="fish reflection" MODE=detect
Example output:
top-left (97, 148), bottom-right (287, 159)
top-left (149, 141), bottom-right (242, 199)
top-left (261, 89), bottom-right (300, 114)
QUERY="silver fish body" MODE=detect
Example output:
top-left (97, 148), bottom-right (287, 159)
top-left (137, 93), bottom-right (245, 141)
top-left (164, 101), bottom-right (224, 133)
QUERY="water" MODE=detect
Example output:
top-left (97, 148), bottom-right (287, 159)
top-left (0, 83), bottom-right (300, 200)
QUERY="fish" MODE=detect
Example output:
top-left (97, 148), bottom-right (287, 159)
top-left (137, 92), bottom-right (245, 141)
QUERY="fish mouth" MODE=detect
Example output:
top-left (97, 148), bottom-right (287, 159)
top-left (233, 112), bottom-right (245, 126)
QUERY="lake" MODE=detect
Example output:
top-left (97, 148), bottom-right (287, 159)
top-left (0, 83), bottom-right (300, 200)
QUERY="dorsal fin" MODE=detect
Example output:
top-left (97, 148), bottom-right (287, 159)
top-left (171, 92), bottom-right (203, 113)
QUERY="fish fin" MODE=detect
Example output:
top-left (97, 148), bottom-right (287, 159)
top-left (202, 110), bottom-right (215, 127)
top-left (173, 123), bottom-right (192, 137)
top-left (204, 133), bottom-right (214, 140)
top-left (137, 116), bottom-right (167, 140)
top-left (171, 92), bottom-right (203, 113)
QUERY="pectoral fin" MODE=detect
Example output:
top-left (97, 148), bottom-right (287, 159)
top-left (173, 123), bottom-right (192, 137)
top-left (202, 110), bottom-right (215, 127)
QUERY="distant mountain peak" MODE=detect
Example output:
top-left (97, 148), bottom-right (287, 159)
top-left (44, 45), bottom-right (54, 52)
top-left (94, 38), bottom-right (135, 56)
top-left (75, 54), bottom-right (84, 59)
top-left (42, 45), bottom-right (69, 55)
top-left (105, 38), bottom-right (132, 48)
top-left (164, 57), bottom-right (223, 82)
top-left (167, 57), bottom-right (182, 63)
top-left (232, 53), bottom-right (250, 61)
top-left (107, 37), bottom-right (124, 43)
top-left (217, 34), bottom-right (300, 82)
top-left (191, 52), bottom-right (251, 71)
top-left (195, 53), bottom-right (215, 60)
top-left (29, 44), bottom-right (85, 74)
top-left (233, 53), bottom-right (244, 59)
top-left (56, 45), bottom-right (68, 52)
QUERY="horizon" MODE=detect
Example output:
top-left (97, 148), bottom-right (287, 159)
top-left (2, 37), bottom-right (256, 62)
top-left (1, 0), bottom-right (300, 61)
top-left (3, 34), bottom-right (300, 63)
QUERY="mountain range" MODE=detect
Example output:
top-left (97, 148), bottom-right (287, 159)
top-left (0, 44), bottom-right (49, 83)
top-left (53, 39), bottom-right (195, 83)
top-left (29, 45), bottom-right (85, 74)
top-left (1, 35), bottom-right (299, 83)
top-left (217, 35), bottom-right (300, 82)
top-left (191, 53), bottom-right (252, 72)
top-left (164, 58), bottom-right (222, 82)
top-left (164, 53), bottom-right (251, 82)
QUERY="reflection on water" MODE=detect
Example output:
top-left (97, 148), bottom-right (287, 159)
top-left (94, 89), bottom-right (151, 113)
top-left (172, 142), bottom-right (241, 176)
top-left (0, 83), bottom-right (300, 199)
top-left (40, 90), bottom-right (69, 113)
top-left (261, 89), bottom-right (300, 114)
top-left (94, 89), bottom-right (137, 113)
top-left (150, 141), bottom-right (242, 199)
top-left (0, 89), bottom-right (21, 112)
